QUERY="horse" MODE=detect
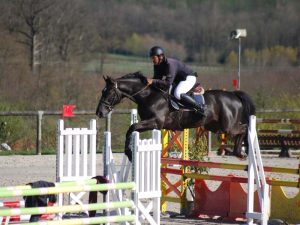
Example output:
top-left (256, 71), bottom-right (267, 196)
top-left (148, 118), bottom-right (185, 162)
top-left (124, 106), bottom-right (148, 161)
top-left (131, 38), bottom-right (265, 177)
top-left (96, 71), bottom-right (256, 161)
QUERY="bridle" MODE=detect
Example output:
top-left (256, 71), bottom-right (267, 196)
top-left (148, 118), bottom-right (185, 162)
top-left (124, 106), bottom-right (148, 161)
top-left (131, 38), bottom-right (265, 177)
top-left (99, 86), bottom-right (122, 111)
top-left (100, 81), bottom-right (151, 111)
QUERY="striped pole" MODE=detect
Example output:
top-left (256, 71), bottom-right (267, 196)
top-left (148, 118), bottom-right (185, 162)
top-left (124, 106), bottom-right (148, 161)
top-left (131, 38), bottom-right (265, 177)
top-left (184, 172), bottom-right (299, 187)
top-left (257, 118), bottom-right (300, 124)
top-left (1, 214), bottom-right (52, 223)
top-left (161, 158), bottom-right (299, 175)
top-left (0, 201), bottom-right (133, 217)
top-left (0, 182), bottom-right (135, 198)
top-left (0, 179), bottom-right (97, 192)
top-left (20, 215), bottom-right (135, 225)
top-left (258, 129), bottom-right (300, 134)
top-left (161, 164), bottom-right (298, 187)
top-left (0, 201), bottom-right (25, 208)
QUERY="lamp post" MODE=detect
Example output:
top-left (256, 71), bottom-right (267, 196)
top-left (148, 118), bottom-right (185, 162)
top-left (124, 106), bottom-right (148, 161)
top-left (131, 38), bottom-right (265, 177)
top-left (230, 29), bottom-right (247, 90)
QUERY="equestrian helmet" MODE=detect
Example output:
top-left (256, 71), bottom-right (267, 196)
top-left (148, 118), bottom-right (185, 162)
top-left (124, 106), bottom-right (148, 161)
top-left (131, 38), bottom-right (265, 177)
top-left (149, 46), bottom-right (165, 57)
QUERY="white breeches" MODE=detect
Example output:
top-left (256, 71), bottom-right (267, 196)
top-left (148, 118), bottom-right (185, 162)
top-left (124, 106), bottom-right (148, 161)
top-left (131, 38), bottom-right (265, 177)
top-left (174, 75), bottom-right (196, 100)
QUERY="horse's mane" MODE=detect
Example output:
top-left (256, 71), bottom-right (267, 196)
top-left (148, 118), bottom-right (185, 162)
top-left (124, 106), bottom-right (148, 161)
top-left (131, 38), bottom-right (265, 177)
top-left (121, 71), bottom-right (148, 85)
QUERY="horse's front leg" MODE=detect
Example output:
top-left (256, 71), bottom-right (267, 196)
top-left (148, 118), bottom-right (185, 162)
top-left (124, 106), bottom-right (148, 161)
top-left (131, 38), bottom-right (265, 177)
top-left (125, 118), bottom-right (161, 162)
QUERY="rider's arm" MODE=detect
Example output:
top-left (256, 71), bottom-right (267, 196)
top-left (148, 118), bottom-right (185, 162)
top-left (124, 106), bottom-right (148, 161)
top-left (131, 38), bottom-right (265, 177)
top-left (150, 62), bottom-right (175, 90)
top-left (150, 79), bottom-right (169, 90)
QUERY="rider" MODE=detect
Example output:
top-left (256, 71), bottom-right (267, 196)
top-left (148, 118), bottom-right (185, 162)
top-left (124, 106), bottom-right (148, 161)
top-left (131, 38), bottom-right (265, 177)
top-left (147, 46), bottom-right (205, 114)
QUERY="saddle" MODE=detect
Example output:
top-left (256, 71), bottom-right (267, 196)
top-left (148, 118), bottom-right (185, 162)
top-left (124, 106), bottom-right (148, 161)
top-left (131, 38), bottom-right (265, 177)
top-left (170, 83), bottom-right (205, 111)
top-left (189, 82), bottom-right (205, 95)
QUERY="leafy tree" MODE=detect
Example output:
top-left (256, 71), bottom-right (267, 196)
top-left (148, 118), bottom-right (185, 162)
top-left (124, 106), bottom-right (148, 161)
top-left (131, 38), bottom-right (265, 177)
top-left (4, 0), bottom-right (55, 74)
top-left (226, 51), bottom-right (237, 67)
top-left (124, 33), bottom-right (143, 55)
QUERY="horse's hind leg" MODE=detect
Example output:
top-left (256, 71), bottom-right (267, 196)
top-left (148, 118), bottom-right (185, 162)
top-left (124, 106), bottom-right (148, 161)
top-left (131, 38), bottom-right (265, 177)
top-left (232, 124), bottom-right (248, 158)
top-left (233, 133), bottom-right (247, 158)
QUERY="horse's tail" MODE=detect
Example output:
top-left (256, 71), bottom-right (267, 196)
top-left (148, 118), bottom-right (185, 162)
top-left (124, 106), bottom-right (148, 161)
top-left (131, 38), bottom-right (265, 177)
top-left (234, 91), bottom-right (256, 124)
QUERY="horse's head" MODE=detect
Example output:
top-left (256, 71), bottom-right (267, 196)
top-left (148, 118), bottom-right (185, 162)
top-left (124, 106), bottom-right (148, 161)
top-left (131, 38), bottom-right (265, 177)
top-left (96, 76), bottom-right (123, 118)
top-left (96, 71), bottom-right (150, 118)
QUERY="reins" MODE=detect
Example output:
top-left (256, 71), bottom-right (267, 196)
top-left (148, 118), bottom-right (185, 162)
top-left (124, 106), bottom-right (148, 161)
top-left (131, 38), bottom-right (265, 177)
top-left (101, 77), bottom-right (171, 110)
top-left (101, 81), bottom-right (151, 109)
top-left (117, 82), bottom-right (151, 102)
top-left (150, 85), bottom-right (170, 101)
top-left (125, 83), bottom-right (151, 99)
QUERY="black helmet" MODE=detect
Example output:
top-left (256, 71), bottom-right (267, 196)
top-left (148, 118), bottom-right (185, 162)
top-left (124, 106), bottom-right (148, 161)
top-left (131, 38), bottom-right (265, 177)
top-left (149, 46), bottom-right (165, 57)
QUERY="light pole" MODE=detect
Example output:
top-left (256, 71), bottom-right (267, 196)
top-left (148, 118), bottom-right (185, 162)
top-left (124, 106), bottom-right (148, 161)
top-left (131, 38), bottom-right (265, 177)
top-left (230, 29), bottom-right (247, 90)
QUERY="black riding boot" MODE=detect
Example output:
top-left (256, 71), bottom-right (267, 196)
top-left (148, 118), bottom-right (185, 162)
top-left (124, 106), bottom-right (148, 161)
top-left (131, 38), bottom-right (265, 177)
top-left (180, 93), bottom-right (206, 115)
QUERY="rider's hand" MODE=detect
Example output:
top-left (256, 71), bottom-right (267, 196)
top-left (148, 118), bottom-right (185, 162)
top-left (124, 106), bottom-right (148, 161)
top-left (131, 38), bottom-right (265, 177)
top-left (147, 78), bottom-right (153, 85)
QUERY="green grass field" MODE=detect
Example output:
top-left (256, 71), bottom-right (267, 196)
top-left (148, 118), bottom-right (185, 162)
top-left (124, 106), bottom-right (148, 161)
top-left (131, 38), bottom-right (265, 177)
top-left (83, 53), bottom-right (227, 77)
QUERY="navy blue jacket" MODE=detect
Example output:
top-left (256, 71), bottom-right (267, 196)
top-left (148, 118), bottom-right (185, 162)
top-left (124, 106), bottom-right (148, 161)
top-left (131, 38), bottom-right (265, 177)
top-left (152, 57), bottom-right (196, 90)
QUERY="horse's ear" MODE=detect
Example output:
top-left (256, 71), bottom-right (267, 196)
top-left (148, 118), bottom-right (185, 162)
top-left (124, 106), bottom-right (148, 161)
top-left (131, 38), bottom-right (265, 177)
top-left (103, 76), bottom-right (115, 85)
top-left (103, 75), bottom-right (107, 81)
top-left (103, 75), bottom-right (113, 82)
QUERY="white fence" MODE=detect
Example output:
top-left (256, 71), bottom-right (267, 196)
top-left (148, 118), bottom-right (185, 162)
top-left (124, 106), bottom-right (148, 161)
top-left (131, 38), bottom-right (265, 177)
top-left (103, 129), bottom-right (161, 225)
top-left (247, 115), bottom-right (270, 225)
top-left (56, 119), bottom-right (97, 215)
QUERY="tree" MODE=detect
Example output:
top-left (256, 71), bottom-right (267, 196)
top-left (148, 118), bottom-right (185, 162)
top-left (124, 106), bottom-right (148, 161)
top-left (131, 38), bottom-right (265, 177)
top-left (46, 0), bottom-right (91, 63)
top-left (93, 1), bottom-right (127, 74)
top-left (5, 0), bottom-right (56, 75)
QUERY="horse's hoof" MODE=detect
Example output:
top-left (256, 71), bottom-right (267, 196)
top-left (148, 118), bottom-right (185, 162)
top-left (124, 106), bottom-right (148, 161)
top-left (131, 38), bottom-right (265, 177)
top-left (218, 148), bottom-right (233, 156)
top-left (268, 219), bottom-right (288, 225)
top-left (234, 152), bottom-right (247, 160)
top-left (217, 148), bottom-right (226, 156)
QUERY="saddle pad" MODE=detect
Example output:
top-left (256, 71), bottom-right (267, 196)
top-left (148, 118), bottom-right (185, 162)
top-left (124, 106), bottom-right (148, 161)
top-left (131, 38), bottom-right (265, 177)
top-left (194, 94), bottom-right (205, 105)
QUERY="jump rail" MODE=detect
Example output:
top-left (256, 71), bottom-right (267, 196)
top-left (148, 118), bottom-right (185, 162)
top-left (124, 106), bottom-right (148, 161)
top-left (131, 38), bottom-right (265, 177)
top-left (0, 182), bottom-right (135, 198)
top-left (0, 182), bottom-right (135, 225)
top-left (1, 127), bottom-right (161, 225)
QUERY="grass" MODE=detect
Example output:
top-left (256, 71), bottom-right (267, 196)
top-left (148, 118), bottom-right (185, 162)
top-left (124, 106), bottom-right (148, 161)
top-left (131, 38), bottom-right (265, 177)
top-left (0, 149), bottom-right (36, 155)
top-left (83, 53), bottom-right (229, 77)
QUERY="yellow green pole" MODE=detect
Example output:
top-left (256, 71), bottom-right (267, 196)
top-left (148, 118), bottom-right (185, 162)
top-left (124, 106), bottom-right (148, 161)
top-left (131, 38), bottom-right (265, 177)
top-left (161, 129), bottom-right (169, 213)
top-left (180, 129), bottom-right (189, 214)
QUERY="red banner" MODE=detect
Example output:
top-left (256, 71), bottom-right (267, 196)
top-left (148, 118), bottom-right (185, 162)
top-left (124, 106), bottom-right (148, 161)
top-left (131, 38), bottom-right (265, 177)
top-left (232, 79), bottom-right (238, 90)
top-left (62, 105), bottom-right (76, 119)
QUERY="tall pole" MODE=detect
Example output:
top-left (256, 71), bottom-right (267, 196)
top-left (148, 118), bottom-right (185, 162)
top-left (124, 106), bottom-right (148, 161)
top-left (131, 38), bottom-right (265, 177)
top-left (238, 37), bottom-right (241, 90)
top-left (230, 29), bottom-right (246, 90)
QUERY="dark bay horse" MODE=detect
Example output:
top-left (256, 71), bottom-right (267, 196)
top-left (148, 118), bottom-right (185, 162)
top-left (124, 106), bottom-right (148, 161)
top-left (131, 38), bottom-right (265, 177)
top-left (96, 71), bottom-right (256, 161)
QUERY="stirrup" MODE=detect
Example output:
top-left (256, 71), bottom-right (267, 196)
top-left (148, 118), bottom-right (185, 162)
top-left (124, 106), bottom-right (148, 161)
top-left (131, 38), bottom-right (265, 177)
top-left (195, 105), bottom-right (206, 116)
